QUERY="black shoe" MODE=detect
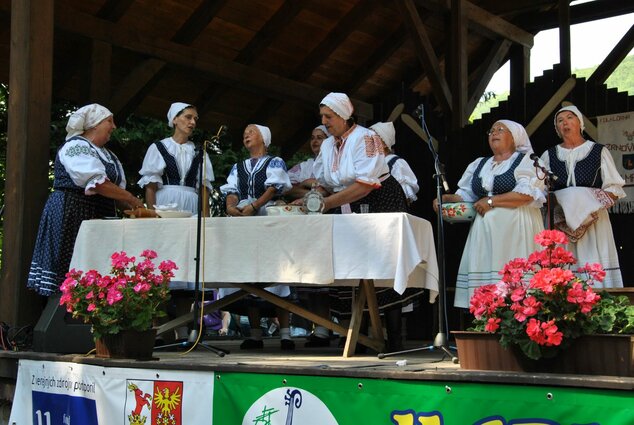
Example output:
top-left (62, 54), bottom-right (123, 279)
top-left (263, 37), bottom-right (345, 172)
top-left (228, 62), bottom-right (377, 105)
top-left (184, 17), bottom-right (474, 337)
top-left (281, 339), bottom-right (295, 351)
top-left (304, 334), bottom-right (330, 348)
top-left (240, 339), bottom-right (264, 350)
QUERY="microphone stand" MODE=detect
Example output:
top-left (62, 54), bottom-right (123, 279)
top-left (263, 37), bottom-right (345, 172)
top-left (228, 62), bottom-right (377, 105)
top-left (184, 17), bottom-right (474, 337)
top-left (155, 128), bottom-right (228, 357)
top-left (531, 155), bottom-right (558, 230)
top-left (379, 105), bottom-right (457, 362)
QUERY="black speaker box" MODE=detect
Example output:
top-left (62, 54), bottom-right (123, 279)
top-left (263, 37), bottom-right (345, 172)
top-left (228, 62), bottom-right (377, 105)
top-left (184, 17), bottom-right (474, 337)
top-left (32, 294), bottom-right (95, 354)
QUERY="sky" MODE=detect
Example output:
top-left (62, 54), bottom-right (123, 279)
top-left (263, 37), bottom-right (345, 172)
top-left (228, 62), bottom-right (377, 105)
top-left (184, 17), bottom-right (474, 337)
top-left (486, 11), bottom-right (634, 94)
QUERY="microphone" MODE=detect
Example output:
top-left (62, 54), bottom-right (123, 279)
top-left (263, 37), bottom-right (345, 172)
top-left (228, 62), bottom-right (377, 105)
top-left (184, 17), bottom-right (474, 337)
top-left (439, 162), bottom-right (450, 192)
top-left (529, 153), bottom-right (558, 181)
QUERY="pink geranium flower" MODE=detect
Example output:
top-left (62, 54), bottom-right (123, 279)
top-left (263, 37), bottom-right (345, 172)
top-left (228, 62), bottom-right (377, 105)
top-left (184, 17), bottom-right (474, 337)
top-left (58, 250), bottom-right (178, 340)
top-left (469, 229), bottom-right (612, 361)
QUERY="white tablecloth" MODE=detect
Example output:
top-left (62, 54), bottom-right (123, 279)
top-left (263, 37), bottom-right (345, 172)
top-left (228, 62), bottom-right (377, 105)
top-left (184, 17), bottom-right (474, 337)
top-left (70, 213), bottom-right (439, 300)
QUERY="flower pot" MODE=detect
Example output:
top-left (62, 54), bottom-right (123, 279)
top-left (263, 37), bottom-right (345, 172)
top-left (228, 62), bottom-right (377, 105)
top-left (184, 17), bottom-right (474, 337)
top-left (453, 331), bottom-right (634, 376)
top-left (95, 329), bottom-right (157, 360)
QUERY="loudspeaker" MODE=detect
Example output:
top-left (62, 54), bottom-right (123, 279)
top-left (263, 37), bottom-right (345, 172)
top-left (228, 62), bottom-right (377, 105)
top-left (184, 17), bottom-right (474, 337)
top-left (32, 294), bottom-right (95, 354)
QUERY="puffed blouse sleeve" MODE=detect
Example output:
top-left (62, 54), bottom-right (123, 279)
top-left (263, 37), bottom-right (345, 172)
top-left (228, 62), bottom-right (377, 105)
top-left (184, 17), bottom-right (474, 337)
top-left (219, 163), bottom-right (239, 196)
top-left (454, 157), bottom-right (483, 202)
top-left (599, 146), bottom-right (626, 198)
top-left (287, 162), bottom-right (303, 184)
top-left (58, 138), bottom-right (124, 194)
top-left (266, 157), bottom-right (292, 194)
top-left (390, 158), bottom-right (419, 201)
top-left (137, 143), bottom-right (166, 188)
top-left (512, 153), bottom-right (546, 207)
top-left (351, 132), bottom-right (387, 187)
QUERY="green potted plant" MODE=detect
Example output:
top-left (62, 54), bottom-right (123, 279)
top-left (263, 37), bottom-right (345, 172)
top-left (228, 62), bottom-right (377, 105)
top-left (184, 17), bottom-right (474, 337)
top-left (59, 250), bottom-right (178, 358)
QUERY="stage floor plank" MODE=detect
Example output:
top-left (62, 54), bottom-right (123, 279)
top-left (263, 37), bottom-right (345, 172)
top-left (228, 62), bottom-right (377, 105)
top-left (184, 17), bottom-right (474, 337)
top-left (2, 337), bottom-right (633, 391)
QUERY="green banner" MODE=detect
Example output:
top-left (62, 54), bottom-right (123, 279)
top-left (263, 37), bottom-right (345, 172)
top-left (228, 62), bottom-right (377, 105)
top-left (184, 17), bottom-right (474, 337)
top-left (213, 372), bottom-right (633, 424)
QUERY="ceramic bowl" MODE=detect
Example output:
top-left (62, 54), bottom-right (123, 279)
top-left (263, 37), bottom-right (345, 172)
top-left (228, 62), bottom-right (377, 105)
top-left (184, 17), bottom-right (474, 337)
top-left (155, 210), bottom-right (192, 218)
top-left (265, 205), bottom-right (307, 216)
top-left (441, 202), bottom-right (476, 223)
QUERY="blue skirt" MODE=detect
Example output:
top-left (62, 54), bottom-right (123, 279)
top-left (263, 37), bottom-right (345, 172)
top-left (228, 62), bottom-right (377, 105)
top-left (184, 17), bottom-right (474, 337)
top-left (27, 190), bottom-right (116, 296)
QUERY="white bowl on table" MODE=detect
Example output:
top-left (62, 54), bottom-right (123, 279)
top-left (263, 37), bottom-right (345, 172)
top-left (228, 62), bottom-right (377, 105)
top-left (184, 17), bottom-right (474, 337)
top-left (265, 205), bottom-right (307, 216)
top-left (155, 210), bottom-right (192, 218)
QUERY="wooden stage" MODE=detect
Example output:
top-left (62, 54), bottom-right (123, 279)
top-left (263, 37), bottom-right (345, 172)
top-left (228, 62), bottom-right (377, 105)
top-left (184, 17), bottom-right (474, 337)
top-left (2, 336), bottom-right (634, 424)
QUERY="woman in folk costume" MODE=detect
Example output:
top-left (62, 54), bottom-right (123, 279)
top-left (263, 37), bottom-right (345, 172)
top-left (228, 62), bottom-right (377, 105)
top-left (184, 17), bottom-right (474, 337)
top-left (539, 105), bottom-right (625, 287)
top-left (138, 102), bottom-right (215, 214)
top-left (433, 119), bottom-right (546, 308)
top-left (219, 124), bottom-right (295, 350)
top-left (28, 104), bottom-right (144, 296)
top-left (313, 92), bottom-right (418, 352)
top-left (285, 125), bottom-right (330, 200)
top-left (370, 121), bottom-right (419, 206)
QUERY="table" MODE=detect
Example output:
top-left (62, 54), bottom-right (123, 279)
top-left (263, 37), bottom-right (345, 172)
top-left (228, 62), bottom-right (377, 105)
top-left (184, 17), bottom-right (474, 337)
top-left (71, 213), bottom-right (439, 356)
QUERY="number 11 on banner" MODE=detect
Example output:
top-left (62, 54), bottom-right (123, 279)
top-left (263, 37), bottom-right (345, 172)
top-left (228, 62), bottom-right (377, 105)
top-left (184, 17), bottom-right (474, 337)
top-left (32, 391), bottom-right (98, 425)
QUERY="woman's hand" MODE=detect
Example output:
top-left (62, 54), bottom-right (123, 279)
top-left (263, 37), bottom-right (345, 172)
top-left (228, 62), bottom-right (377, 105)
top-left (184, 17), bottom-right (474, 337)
top-left (474, 197), bottom-right (494, 216)
top-left (128, 196), bottom-right (145, 210)
top-left (226, 206), bottom-right (243, 217)
top-left (239, 203), bottom-right (259, 216)
top-left (432, 194), bottom-right (462, 212)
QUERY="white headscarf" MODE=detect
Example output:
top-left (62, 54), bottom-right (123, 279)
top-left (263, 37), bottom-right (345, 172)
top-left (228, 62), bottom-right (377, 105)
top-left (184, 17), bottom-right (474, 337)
top-left (498, 119), bottom-right (533, 154)
top-left (167, 102), bottom-right (193, 128)
top-left (252, 124), bottom-right (271, 148)
top-left (314, 125), bottom-right (330, 137)
top-left (320, 92), bottom-right (354, 120)
top-left (554, 105), bottom-right (585, 137)
top-left (65, 104), bottom-right (113, 140)
top-left (370, 122), bottom-right (396, 149)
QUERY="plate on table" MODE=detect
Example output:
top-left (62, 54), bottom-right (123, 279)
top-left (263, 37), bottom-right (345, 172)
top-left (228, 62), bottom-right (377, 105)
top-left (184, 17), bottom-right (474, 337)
top-left (156, 210), bottom-right (193, 218)
top-left (441, 202), bottom-right (476, 223)
top-left (265, 205), bottom-right (307, 216)
top-left (123, 208), bottom-right (158, 218)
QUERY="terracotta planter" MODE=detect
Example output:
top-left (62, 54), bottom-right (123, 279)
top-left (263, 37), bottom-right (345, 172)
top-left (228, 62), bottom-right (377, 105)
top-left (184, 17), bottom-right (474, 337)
top-left (453, 331), bottom-right (634, 376)
top-left (95, 329), bottom-right (157, 360)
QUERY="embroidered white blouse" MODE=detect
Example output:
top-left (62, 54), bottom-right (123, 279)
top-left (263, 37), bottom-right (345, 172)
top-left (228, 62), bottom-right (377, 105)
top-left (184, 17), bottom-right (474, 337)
top-left (288, 158), bottom-right (316, 184)
top-left (137, 137), bottom-right (214, 189)
top-left (455, 152), bottom-right (546, 207)
top-left (539, 140), bottom-right (626, 198)
top-left (59, 137), bottom-right (126, 195)
top-left (313, 125), bottom-right (388, 193)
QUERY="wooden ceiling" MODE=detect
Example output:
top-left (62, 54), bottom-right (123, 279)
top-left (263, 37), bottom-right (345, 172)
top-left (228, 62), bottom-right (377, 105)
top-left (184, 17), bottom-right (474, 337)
top-left (0, 0), bottom-right (632, 155)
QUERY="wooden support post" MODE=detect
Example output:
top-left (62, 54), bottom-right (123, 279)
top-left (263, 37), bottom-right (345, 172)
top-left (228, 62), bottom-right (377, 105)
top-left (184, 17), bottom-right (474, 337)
top-left (0, 0), bottom-right (55, 327)
top-left (450, 0), bottom-right (468, 130)
top-left (509, 44), bottom-right (530, 122)
top-left (558, 0), bottom-right (572, 79)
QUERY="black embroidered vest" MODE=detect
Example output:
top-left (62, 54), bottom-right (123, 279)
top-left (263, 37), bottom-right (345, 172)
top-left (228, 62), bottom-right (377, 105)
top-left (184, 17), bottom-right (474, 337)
top-left (547, 143), bottom-right (603, 190)
top-left (471, 153), bottom-right (524, 198)
top-left (154, 141), bottom-right (202, 188)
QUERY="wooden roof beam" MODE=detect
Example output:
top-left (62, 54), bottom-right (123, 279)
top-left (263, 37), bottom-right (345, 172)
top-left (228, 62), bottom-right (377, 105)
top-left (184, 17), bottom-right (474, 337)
top-left (464, 1), bottom-right (534, 48)
top-left (521, 0), bottom-right (634, 33)
top-left (346, 26), bottom-right (408, 95)
top-left (171, 0), bottom-right (228, 45)
top-left (234, 0), bottom-right (302, 65)
top-left (96, 0), bottom-right (135, 22)
top-left (415, 0), bottom-right (534, 48)
top-left (51, 4), bottom-right (373, 120)
top-left (396, 0), bottom-right (452, 115)
top-left (291, 0), bottom-right (371, 81)
top-left (587, 24), bottom-right (634, 87)
top-left (465, 39), bottom-right (512, 117)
